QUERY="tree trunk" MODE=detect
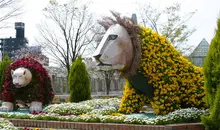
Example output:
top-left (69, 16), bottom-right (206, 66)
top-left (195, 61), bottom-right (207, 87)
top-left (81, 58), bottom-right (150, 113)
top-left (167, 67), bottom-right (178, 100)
top-left (105, 78), bottom-right (111, 95)
top-left (105, 72), bottom-right (111, 95)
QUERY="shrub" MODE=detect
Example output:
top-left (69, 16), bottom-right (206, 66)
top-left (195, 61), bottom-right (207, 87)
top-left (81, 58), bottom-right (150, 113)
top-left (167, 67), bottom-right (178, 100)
top-left (68, 56), bottom-right (91, 102)
top-left (201, 18), bottom-right (220, 130)
top-left (0, 53), bottom-right (12, 94)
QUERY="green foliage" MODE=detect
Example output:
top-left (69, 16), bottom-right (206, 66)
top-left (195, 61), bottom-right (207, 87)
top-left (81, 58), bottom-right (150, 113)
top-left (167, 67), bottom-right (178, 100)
top-left (202, 18), bottom-right (220, 130)
top-left (161, 3), bottom-right (196, 47)
top-left (68, 56), bottom-right (91, 102)
top-left (0, 53), bottom-right (12, 94)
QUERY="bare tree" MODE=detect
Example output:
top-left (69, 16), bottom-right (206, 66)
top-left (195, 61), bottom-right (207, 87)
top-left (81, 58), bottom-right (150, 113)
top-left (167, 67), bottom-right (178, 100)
top-left (37, 0), bottom-right (98, 75)
top-left (81, 24), bottom-right (105, 58)
top-left (93, 70), bottom-right (115, 95)
top-left (92, 69), bottom-right (119, 95)
top-left (84, 57), bottom-right (121, 95)
top-left (0, 0), bottom-right (23, 29)
top-left (137, 3), bottom-right (196, 54)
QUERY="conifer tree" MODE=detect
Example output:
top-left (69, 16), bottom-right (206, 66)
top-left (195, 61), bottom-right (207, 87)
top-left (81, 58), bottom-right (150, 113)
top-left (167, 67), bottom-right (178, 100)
top-left (201, 18), bottom-right (220, 130)
top-left (68, 56), bottom-right (91, 102)
top-left (0, 53), bottom-right (12, 94)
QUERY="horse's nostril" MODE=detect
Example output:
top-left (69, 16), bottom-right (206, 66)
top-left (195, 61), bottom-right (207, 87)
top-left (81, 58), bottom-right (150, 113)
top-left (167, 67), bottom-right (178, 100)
top-left (94, 54), bottom-right (101, 61)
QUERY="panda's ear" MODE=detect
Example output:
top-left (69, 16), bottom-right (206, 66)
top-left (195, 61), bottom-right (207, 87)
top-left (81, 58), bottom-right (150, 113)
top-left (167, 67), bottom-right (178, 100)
top-left (11, 70), bottom-right (14, 76)
top-left (23, 70), bottom-right (26, 75)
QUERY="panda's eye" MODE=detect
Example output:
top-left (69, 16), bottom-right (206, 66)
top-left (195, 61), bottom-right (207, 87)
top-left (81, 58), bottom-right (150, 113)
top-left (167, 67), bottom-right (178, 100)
top-left (19, 75), bottom-right (22, 77)
top-left (108, 35), bottom-right (118, 40)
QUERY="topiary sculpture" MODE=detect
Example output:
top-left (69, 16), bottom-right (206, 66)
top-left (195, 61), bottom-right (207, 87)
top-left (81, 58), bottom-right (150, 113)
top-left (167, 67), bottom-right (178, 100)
top-left (0, 57), bottom-right (54, 112)
top-left (93, 12), bottom-right (206, 115)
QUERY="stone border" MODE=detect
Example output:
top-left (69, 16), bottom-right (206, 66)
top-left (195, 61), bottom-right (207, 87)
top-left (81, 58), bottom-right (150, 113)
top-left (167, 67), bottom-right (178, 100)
top-left (8, 119), bottom-right (205, 130)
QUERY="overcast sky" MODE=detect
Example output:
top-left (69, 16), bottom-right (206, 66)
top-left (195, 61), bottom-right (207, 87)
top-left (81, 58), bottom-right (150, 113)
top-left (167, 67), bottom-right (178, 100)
top-left (0, 0), bottom-right (220, 52)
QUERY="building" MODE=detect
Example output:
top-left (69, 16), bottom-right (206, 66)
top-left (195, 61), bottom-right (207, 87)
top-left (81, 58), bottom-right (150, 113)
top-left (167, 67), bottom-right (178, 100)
top-left (189, 38), bottom-right (210, 67)
top-left (0, 22), bottom-right (28, 59)
top-left (0, 22), bottom-right (49, 65)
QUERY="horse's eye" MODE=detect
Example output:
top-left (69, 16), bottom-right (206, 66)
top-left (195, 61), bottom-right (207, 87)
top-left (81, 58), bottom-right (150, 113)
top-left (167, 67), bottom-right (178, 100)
top-left (108, 35), bottom-right (118, 40)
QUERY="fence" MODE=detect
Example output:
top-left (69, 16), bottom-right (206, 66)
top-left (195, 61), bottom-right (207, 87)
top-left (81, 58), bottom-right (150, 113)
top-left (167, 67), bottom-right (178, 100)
top-left (50, 75), bottom-right (125, 97)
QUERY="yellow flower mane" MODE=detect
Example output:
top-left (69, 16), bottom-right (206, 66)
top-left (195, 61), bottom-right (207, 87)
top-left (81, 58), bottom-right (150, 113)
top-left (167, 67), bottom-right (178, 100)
top-left (119, 26), bottom-right (206, 115)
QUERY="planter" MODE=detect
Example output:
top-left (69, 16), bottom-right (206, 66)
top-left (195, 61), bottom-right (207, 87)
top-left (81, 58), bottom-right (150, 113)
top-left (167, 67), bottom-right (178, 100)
top-left (8, 119), bottom-right (205, 130)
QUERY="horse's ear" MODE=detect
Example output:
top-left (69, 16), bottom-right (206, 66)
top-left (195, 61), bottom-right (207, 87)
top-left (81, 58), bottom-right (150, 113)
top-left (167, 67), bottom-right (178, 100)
top-left (131, 13), bottom-right (138, 25)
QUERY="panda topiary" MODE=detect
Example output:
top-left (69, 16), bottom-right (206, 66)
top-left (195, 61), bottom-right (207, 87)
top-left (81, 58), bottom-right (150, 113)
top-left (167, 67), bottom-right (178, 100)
top-left (0, 57), bottom-right (54, 112)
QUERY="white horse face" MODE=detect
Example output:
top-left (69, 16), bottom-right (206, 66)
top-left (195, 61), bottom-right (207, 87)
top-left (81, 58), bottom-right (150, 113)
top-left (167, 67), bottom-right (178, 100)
top-left (11, 68), bottom-right (32, 88)
top-left (93, 24), bottom-right (133, 69)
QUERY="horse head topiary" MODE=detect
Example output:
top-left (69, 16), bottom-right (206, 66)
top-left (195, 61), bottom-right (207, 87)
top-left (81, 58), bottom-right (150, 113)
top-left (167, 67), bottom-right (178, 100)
top-left (93, 12), bottom-right (207, 115)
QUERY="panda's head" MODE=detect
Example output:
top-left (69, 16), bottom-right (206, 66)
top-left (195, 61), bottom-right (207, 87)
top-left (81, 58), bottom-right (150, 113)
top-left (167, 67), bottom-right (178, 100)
top-left (11, 67), bottom-right (32, 88)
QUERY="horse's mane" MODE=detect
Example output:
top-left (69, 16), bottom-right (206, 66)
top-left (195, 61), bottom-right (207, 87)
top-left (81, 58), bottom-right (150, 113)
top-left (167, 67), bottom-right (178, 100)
top-left (99, 11), bottom-right (142, 77)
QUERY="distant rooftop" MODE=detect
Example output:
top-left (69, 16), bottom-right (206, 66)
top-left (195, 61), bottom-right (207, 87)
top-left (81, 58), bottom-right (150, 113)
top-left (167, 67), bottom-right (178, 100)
top-left (190, 38), bottom-right (209, 57)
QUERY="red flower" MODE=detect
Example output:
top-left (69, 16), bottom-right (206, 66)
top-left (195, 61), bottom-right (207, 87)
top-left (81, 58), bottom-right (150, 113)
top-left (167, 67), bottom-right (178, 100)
top-left (1, 57), bottom-right (54, 105)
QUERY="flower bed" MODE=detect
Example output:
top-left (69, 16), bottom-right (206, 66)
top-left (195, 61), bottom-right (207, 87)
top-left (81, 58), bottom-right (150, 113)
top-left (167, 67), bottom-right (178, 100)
top-left (0, 107), bottom-right (208, 125)
top-left (0, 98), bottom-right (209, 126)
top-left (0, 118), bottom-right (18, 130)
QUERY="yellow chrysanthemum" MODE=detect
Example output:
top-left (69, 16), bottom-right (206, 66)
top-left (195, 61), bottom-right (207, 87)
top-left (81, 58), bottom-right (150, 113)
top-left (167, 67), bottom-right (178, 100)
top-left (118, 25), bottom-right (206, 115)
